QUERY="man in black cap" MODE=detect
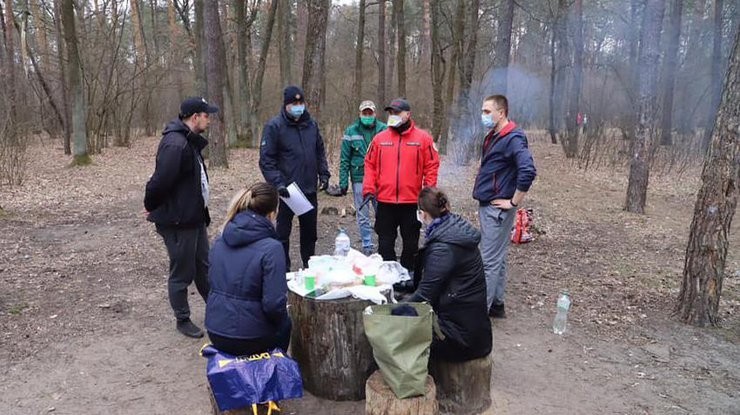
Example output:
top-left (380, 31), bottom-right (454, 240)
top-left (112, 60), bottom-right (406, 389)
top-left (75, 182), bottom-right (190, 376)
top-left (145, 96), bottom-right (218, 338)
top-left (259, 85), bottom-right (330, 269)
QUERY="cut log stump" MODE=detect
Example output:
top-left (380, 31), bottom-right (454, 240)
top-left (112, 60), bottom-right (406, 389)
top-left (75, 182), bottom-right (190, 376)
top-left (365, 370), bottom-right (439, 415)
top-left (429, 354), bottom-right (493, 415)
top-left (288, 291), bottom-right (389, 400)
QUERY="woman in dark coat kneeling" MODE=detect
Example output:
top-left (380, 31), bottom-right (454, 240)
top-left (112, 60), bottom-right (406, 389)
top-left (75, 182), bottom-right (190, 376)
top-left (205, 182), bottom-right (291, 356)
top-left (408, 187), bottom-right (492, 362)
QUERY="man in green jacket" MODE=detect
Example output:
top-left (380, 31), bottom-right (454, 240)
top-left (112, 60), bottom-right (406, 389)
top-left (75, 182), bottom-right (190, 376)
top-left (339, 100), bottom-right (387, 255)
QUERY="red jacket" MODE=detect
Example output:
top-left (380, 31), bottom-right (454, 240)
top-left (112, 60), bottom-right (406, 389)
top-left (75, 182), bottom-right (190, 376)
top-left (363, 120), bottom-right (440, 204)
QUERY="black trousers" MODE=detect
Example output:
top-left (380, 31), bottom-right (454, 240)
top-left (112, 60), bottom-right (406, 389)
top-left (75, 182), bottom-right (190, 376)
top-left (276, 192), bottom-right (318, 270)
top-left (155, 224), bottom-right (210, 321)
top-left (208, 317), bottom-right (292, 356)
top-left (374, 202), bottom-right (421, 272)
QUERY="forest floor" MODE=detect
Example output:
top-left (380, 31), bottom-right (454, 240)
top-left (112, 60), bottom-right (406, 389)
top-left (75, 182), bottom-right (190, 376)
top-left (1, 132), bottom-right (738, 415)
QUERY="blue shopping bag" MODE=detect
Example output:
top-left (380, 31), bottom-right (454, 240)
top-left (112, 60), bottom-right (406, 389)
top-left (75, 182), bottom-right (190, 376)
top-left (200, 345), bottom-right (303, 412)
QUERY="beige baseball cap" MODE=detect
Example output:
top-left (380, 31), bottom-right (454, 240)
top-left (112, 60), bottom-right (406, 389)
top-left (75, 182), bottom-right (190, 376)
top-left (359, 100), bottom-right (376, 112)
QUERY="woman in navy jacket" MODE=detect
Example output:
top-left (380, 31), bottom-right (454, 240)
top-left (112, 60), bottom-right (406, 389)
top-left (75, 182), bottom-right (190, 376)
top-left (408, 187), bottom-right (492, 362)
top-left (205, 182), bottom-right (291, 356)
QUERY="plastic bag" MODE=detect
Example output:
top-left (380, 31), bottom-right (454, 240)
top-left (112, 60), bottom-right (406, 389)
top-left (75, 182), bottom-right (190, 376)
top-left (363, 303), bottom-right (433, 398)
top-left (200, 346), bottom-right (303, 412)
top-left (376, 261), bottom-right (411, 285)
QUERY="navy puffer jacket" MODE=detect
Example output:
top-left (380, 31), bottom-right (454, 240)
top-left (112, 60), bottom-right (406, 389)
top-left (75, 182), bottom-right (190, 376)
top-left (205, 210), bottom-right (288, 340)
top-left (259, 108), bottom-right (330, 195)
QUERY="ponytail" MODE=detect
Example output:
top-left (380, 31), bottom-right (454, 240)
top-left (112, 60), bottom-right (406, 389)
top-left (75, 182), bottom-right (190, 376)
top-left (220, 183), bottom-right (279, 233)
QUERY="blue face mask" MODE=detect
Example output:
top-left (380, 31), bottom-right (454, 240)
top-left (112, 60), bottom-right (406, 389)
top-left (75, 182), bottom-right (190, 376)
top-left (481, 113), bottom-right (495, 129)
top-left (289, 104), bottom-right (305, 118)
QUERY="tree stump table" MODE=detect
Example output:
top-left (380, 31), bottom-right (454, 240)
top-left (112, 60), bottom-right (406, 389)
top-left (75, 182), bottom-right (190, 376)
top-left (288, 290), bottom-right (389, 401)
top-left (429, 354), bottom-right (494, 414)
top-left (365, 370), bottom-right (439, 415)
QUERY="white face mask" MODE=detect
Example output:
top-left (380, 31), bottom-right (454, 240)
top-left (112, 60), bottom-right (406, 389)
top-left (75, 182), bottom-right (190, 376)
top-left (387, 114), bottom-right (403, 127)
top-left (416, 210), bottom-right (425, 225)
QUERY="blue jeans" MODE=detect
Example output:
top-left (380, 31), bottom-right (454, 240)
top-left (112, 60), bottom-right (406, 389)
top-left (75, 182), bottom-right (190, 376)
top-left (478, 205), bottom-right (517, 309)
top-left (353, 182), bottom-right (376, 251)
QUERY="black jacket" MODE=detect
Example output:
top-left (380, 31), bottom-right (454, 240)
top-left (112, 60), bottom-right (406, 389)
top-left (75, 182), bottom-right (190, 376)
top-left (409, 213), bottom-right (492, 362)
top-left (259, 108), bottom-right (330, 195)
top-left (144, 119), bottom-right (211, 227)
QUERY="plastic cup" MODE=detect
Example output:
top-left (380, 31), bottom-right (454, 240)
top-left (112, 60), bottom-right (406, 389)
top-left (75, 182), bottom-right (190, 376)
top-left (364, 274), bottom-right (376, 286)
top-left (305, 274), bottom-right (316, 291)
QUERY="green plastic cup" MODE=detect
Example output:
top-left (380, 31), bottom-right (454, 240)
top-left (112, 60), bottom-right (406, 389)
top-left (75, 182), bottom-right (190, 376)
top-left (305, 274), bottom-right (316, 291)
top-left (364, 274), bottom-right (376, 286)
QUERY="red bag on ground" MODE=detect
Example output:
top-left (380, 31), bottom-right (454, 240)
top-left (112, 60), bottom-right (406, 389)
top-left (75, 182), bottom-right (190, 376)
top-left (511, 208), bottom-right (534, 244)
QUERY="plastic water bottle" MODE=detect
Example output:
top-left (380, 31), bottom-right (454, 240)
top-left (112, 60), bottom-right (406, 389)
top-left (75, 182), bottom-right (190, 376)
top-left (553, 291), bottom-right (571, 335)
top-left (334, 229), bottom-right (351, 256)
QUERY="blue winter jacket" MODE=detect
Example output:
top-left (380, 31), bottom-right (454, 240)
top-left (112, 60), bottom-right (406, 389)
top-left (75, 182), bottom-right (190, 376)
top-left (259, 108), bottom-right (331, 195)
top-left (472, 122), bottom-right (537, 204)
top-left (205, 210), bottom-right (288, 340)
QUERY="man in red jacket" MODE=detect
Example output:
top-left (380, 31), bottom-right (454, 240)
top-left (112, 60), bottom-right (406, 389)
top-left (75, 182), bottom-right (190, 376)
top-left (363, 98), bottom-right (440, 273)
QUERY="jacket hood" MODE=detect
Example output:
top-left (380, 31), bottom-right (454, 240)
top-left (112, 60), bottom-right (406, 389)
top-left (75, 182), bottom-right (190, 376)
top-left (163, 118), bottom-right (193, 135)
top-left (426, 213), bottom-right (481, 248)
top-left (221, 210), bottom-right (278, 248)
top-left (163, 118), bottom-right (208, 150)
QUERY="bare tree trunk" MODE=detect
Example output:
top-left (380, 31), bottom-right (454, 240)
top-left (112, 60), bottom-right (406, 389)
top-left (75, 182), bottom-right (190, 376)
top-left (203, 0), bottom-right (228, 167)
top-left (377, 0), bottom-right (386, 106)
top-left (564, 0), bottom-right (583, 158)
top-left (679, 0), bottom-right (707, 134)
top-left (703, 0), bottom-right (724, 152)
top-left (430, 0), bottom-right (446, 151)
top-left (676, 29), bottom-right (739, 327)
top-left (659, 0), bottom-right (683, 146)
top-left (54, 0), bottom-right (72, 154)
top-left (420, 0), bottom-right (431, 61)
top-left (548, 31), bottom-right (557, 144)
top-left (625, 0), bottom-right (665, 214)
top-left (553, 0), bottom-right (569, 147)
top-left (62, 0), bottom-right (90, 164)
top-left (493, 0), bottom-right (514, 95)
top-left (130, 0), bottom-right (149, 63)
top-left (457, 0), bottom-right (478, 122)
top-left (168, 0), bottom-right (184, 103)
top-left (278, 0), bottom-right (293, 86)
top-left (353, 0), bottom-right (366, 105)
top-left (149, 0), bottom-right (160, 58)
top-left (194, 0), bottom-right (206, 95)
top-left (30, 0), bottom-right (50, 70)
top-left (233, 0), bottom-right (255, 144)
top-left (302, 0), bottom-right (330, 120)
top-left (4, 0), bottom-right (17, 123)
top-left (387, 2), bottom-right (397, 97)
top-left (251, 0), bottom-right (278, 146)
top-left (443, 0), bottom-right (463, 145)
top-left (394, 0), bottom-right (406, 98)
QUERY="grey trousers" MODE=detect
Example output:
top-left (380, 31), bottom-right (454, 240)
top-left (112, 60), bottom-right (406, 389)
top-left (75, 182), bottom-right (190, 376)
top-left (156, 224), bottom-right (210, 321)
top-left (478, 205), bottom-right (517, 309)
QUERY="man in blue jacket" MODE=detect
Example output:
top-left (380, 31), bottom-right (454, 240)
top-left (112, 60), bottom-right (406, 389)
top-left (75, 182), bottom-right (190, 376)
top-left (259, 86), bottom-right (331, 269)
top-left (473, 95), bottom-right (536, 318)
top-left (145, 97), bottom-right (218, 338)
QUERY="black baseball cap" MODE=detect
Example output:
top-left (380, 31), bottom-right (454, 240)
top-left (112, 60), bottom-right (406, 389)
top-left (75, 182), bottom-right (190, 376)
top-left (384, 98), bottom-right (411, 112)
top-left (180, 97), bottom-right (219, 118)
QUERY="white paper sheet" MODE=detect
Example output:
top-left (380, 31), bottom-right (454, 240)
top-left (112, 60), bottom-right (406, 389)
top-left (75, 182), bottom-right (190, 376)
top-left (280, 182), bottom-right (314, 216)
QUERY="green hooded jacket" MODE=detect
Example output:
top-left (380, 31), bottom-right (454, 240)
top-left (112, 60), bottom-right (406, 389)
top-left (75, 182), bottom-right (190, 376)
top-left (338, 117), bottom-right (387, 189)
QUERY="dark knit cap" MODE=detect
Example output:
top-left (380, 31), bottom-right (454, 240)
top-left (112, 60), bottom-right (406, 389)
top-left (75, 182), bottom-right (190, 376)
top-left (283, 85), bottom-right (305, 105)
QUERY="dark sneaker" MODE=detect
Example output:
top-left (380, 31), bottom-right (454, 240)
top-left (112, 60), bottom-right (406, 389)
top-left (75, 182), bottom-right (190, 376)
top-left (176, 319), bottom-right (204, 338)
top-left (489, 303), bottom-right (506, 319)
